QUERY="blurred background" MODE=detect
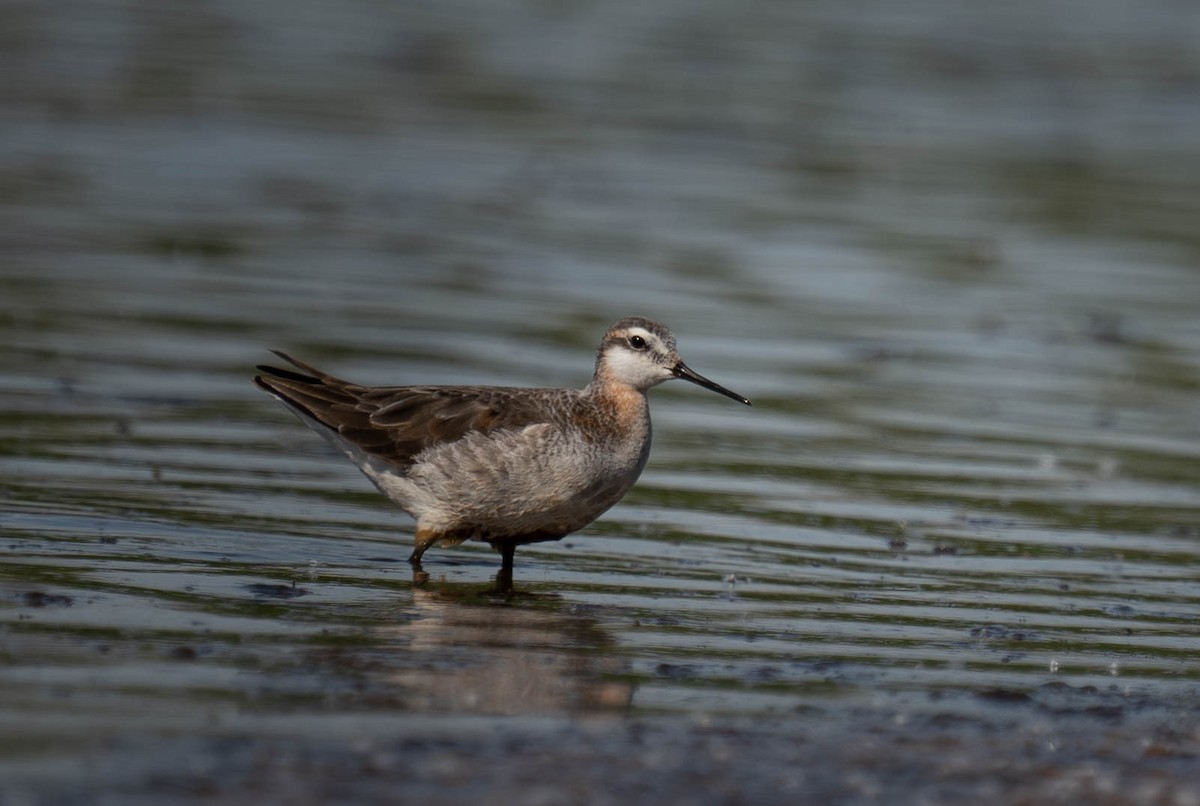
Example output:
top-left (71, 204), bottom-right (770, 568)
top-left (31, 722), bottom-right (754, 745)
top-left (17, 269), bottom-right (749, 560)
top-left (2, 0), bottom-right (1199, 802)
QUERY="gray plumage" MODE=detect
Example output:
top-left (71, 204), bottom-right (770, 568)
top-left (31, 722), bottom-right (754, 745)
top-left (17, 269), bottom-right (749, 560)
top-left (254, 316), bottom-right (750, 585)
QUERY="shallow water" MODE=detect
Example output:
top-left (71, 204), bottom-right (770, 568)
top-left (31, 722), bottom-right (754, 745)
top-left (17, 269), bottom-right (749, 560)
top-left (3, 0), bottom-right (1200, 802)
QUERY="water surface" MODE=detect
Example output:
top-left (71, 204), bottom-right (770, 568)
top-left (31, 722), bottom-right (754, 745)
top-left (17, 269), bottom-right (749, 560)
top-left (2, 0), bottom-right (1200, 801)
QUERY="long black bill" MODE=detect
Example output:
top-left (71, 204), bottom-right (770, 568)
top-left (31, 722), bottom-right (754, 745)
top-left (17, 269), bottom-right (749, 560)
top-left (673, 361), bottom-right (751, 405)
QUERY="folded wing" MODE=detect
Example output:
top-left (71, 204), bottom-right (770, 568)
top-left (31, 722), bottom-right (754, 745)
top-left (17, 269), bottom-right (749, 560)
top-left (254, 351), bottom-right (563, 468)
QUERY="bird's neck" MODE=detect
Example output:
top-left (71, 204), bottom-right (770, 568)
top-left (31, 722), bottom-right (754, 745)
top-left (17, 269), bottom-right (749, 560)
top-left (578, 375), bottom-right (650, 441)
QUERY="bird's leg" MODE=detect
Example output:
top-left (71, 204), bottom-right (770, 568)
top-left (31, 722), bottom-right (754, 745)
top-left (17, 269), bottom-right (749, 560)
top-left (409, 529), bottom-right (436, 585)
top-left (494, 543), bottom-right (516, 594)
top-left (408, 551), bottom-right (429, 587)
top-left (410, 528), bottom-right (439, 570)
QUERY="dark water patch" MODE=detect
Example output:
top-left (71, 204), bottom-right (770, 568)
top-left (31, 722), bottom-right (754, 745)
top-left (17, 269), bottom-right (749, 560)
top-left (19, 591), bottom-right (74, 608)
top-left (245, 583), bottom-right (310, 599)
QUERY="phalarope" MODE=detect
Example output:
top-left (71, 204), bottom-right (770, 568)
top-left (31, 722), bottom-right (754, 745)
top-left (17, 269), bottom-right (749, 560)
top-left (254, 317), bottom-right (750, 587)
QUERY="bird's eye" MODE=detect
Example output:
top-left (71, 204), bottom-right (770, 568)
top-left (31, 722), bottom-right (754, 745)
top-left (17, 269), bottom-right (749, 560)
top-left (628, 335), bottom-right (647, 350)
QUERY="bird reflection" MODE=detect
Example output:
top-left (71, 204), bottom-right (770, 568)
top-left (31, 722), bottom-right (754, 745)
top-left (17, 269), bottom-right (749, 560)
top-left (304, 576), bottom-right (634, 715)
top-left (389, 582), bottom-right (632, 713)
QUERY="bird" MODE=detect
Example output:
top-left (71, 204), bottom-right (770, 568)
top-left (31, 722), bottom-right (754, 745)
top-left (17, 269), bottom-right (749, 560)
top-left (254, 316), bottom-right (750, 590)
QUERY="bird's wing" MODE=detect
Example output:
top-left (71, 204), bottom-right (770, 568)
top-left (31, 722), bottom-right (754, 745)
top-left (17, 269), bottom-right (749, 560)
top-left (254, 351), bottom-right (570, 467)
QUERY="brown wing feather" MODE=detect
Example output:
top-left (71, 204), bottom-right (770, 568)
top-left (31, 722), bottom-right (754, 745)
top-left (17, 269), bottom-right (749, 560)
top-left (255, 352), bottom-right (571, 467)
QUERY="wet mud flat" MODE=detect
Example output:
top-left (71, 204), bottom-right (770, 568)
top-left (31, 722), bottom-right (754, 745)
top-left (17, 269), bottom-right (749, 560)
top-left (2, 569), bottom-right (1198, 805)
top-left (128, 706), bottom-right (1200, 805)
top-left (3, 668), bottom-right (1199, 804)
top-left (120, 707), bottom-right (1195, 805)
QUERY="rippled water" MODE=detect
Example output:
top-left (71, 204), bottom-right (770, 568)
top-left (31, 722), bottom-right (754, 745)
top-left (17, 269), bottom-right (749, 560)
top-left (3, 0), bottom-right (1200, 801)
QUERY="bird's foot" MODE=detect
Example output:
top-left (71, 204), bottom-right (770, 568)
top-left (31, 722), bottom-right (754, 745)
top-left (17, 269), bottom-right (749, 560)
top-left (408, 551), bottom-right (429, 587)
top-left (481, 566), bottom-right (515, 599)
